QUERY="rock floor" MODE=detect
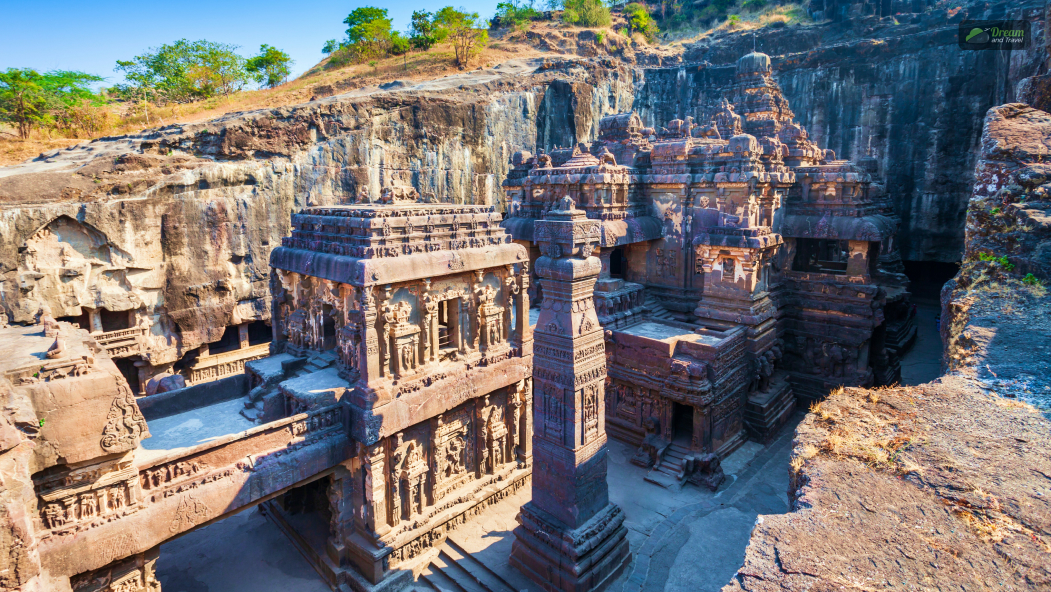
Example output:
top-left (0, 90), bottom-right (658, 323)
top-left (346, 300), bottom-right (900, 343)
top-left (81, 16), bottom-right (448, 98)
top-left (155, 420), bottom-right (800, 592)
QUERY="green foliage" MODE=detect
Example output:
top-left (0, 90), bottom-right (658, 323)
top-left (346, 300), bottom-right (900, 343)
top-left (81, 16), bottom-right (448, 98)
top-left (114, 39), bottom-right (249, 105)
top-left (410, 10), bottom-right (448, 50)
top-left (322, 39), bottom-right (341, 54)
top-left (246, 45), bottom-right (293, 88)
top-left (990, 206), bottom-right (1001, 214)
top-left (562, 0), bottom-right (612, 27)
top-left (727, 14), bottom-right (742, 27)
top-left (435, 7), bottom-right (489, 69)
top-left (1022, 273), bottom-right (1042, 286)
top-left (496, 0), bottom-right (543, 29)
top-left (0, 68), bottom-right (105, 139)
top-left (979, 252), bottom-right (1015, 272)
top-left (342, 6), bottom-right (393, 61)
top-left (390, 32), bottom-right (412, 55)
top-left (624, 3), bottom-right (660, 41)
top-left (596, 30), bottom-right (606, 44)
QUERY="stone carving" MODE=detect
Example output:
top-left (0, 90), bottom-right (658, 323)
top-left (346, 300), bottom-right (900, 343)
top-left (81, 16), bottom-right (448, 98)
top-left (100, 381), bottom-right (150, 453)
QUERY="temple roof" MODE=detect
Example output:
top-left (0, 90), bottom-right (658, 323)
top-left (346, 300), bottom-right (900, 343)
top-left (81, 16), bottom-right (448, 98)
top-left (737, 51), bottom-right (772, 74)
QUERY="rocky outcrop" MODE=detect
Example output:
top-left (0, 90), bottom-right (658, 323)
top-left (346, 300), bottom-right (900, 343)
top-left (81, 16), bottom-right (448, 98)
top-left (723, 102), bottom-right (1051, 591)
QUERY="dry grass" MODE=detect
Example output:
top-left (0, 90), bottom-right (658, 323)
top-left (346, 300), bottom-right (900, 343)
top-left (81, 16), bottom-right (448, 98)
top-left (662, 3), bottom-right (813, 47)
top-left (804, 388), bottom-right (923, 476)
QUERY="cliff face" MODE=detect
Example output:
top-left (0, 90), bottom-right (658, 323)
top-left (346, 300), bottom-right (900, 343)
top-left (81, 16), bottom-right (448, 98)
top-left (722, 102), bottom-right (1051, 592)
top-left (0, 59), bottom-right (635, 368)
top-left (633, 0), bottom-right (1047, 262)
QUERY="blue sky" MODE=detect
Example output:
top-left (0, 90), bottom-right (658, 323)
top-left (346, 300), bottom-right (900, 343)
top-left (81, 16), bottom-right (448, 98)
top-left (0, 0), bottom-right (503, 86)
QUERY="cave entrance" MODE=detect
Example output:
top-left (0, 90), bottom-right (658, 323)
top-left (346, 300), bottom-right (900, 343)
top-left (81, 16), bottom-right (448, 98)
top-left (113, 357), bottom-right (141, 394)
top-left (902, 260), bottom-right (961, 300)
top-left (246, 320), bottom-right (271, 346)
top-left (610, 247), bottom-right (626, 279)
top-left (208, 326), bottom-right (241, 355)
top-left (672, 402), bottom-right (693, 445)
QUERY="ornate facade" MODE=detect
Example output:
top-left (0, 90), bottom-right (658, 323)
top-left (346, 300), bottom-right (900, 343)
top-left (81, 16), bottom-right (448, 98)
top-left (264, 201), bottom-right (535, 588)
top-left (503, 51), bottom-right (915, 487)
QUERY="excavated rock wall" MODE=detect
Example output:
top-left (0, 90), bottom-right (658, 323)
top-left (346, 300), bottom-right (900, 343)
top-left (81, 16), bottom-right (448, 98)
top-left (634, 0), bottom-right (1047, 262)
top-left (0, 62), bottom-right (635, 370)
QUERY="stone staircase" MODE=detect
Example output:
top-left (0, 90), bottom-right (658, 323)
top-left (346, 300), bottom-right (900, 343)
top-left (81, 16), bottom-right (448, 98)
top-left (643, 294), bottom-right (677, 322)
top-left (240, 350), bottom-right (338, 422)
top-left (416, 539), bottom-right (518, 592)
top-left (643, 442), bottom-right (690, 490)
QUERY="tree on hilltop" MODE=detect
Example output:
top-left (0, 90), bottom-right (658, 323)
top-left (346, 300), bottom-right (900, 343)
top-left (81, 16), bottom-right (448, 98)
top-left (0, 68), bottom-right (105, 139)
top-left (343, 7), bottom-right (393, 61)
top-left (246, 45), bottom-right (294, 88)
top-left (435, 7), bottom-right (489, 70)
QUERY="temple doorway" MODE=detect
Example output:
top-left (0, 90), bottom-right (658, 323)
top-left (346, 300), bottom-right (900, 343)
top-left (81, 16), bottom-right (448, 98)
top-left (672, 402), bottom-right (693, 445)
top-left (610, 247), bottom-right (626, 279)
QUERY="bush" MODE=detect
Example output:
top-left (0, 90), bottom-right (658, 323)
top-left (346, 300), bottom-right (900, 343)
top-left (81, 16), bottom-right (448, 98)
top-left (562, 0), bottom-right (612, 27)
top-left (1023, 273), bottom-right (1042, 286)
top-left (496, 0), bottom-right (543, 29)
top-left (624, 3), bottom-right (660, 41)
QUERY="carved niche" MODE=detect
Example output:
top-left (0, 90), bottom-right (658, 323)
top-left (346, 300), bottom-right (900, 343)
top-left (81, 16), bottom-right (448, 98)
top-left (389, 433), bottom-right (428, 524)
top-left (431, 407), bottom-right (475, 502)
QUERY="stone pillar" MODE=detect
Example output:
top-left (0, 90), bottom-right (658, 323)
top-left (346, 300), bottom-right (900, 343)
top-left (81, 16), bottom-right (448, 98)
top-left (238, 323), bottom-right (250, 349)
top-left (360, 287), bottom-right (382, 383)
top-left (199, 342), bottom-right (210, 358)
top-left (515, 262), bottom-right (531, 347)
top-left (89, 308), bottom-right (103, 333)
top-left (511, 198), bottom-right (631, 592)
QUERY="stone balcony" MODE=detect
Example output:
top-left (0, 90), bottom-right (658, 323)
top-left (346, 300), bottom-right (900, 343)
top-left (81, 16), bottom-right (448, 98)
top-left (186, 342), bottom-right (271, 385)
top-left (93, 327), bottom-right (146, 358)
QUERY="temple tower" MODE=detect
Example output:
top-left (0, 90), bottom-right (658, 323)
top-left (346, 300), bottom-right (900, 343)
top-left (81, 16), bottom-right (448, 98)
top-left (510, 197), bottom-right (631, 591)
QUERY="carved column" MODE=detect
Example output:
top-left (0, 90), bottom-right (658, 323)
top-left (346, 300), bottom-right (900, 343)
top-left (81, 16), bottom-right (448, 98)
top-left (360, 288), bottom-right (382, 383)
top-left (510, 199), bottom-right (631, 592)
top-left (515, 261), bottom-right (532, 347)
top-left (380, 285), bottom-right (393, 378)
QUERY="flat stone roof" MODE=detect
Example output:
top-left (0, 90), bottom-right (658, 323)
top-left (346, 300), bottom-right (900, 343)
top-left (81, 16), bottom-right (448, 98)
top-left (140, 397), bottom-right (255, 454)
top-left (0, 323), bottom-right (95, 375)
top-left (617, 321), bottom-right (728, 347)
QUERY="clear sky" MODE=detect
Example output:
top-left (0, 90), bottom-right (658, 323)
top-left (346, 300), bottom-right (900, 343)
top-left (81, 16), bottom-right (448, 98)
top-left (0, 0), bottom-right (503, 87)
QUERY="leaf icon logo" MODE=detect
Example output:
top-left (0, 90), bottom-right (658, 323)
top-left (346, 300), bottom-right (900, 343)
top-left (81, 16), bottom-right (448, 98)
top-left (965, 28), bottom-right (990, 43)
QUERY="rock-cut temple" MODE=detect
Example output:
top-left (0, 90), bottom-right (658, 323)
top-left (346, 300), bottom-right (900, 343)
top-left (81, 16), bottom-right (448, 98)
top-left (0, 51), bottom-right (915, 592)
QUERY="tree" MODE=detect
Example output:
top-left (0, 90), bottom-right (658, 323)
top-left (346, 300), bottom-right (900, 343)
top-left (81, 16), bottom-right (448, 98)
top-left (435, 7), bottom-right (489, 69)
top-left (0, 69), bottom-right (50, 139)
top-left (410, 10), bottom-right (447, 50)
top-left (322, 39), bottom-right (341, 54)
top-left (114, 39), bottom-right (250, 106)
top-left (562, 0), bottom-right (612, 27)
top-left (343, 6), bottom-right (393, 60)
top-left (624, 3), bottom-right (660, 41)
top-left (193, 41), bottom-right (248, 97)
top-left (495, 0), bottom-right (542, 29)
top-left (246, 45), bottom-right (294, 88)
top-left (0, 69), bottom-right (105, 139)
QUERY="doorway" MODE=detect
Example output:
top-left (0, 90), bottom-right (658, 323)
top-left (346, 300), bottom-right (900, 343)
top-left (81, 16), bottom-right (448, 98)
top-left (672, 402), bottom-right (693, 445)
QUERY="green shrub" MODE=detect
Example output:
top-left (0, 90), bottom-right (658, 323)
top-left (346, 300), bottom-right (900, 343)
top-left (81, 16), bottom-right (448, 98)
top-left (562, 0), bottom-right (612, 27)
top-left (496, 0), bottom-right (543, 29)
top-left (624, 3), bottom-right (659, 41)
top-left (1022, 273), bottom-right (1042, 286)
top-left (979, 252), bottom-right (1015, 272)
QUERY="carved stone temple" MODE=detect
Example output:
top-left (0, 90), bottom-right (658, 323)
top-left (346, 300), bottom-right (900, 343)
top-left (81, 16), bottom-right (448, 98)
top-left (0, 50), bottom-right (916, 592)
top-left (509, 197), bottom-right (631, 592)
top-left (503, 51), bottom-right (914, 487)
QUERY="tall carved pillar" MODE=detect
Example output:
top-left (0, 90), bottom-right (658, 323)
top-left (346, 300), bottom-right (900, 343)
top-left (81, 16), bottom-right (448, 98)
top-left (380, 285), bottom-right (394, 378)
top-left (511, 198), bottom-right (631, 592)
top-left (514, 261), bottom-right (531, 347)
top-left (360, 288), bottom-right (382, 383)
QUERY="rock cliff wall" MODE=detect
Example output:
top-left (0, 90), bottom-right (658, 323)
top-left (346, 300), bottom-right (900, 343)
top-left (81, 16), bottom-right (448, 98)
top-left (0, 60), bottom-right (634, 373)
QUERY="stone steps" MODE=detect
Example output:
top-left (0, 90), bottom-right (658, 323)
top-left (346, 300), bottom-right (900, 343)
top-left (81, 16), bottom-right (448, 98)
top-left (644, 442), bottom-right (691, 490)
top-left (417, 539), bottom-right (517, 592)
top-left (643, 295), bottom-right (676, 322)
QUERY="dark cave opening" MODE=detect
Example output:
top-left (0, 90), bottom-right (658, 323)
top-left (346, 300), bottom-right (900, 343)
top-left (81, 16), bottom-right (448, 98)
top-left (903, 260), bottom-right (961, 300)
